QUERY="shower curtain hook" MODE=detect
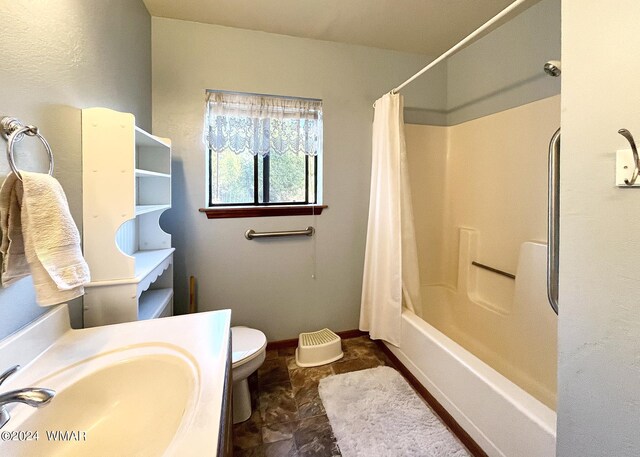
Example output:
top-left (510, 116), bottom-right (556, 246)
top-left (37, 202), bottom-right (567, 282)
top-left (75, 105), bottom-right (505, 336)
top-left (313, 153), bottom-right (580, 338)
top-left (373, 90), bottom-right (398, 108)
top-left (619, 128), bottom-right (640, 185)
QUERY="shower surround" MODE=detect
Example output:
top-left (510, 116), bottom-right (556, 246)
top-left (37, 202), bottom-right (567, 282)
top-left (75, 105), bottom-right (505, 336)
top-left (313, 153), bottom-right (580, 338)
top-left (388, 95), bottom-right (560, 457)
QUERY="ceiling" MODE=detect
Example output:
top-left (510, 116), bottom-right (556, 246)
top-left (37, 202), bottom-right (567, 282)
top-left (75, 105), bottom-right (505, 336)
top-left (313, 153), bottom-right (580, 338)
top-left (142, 0), bottom-right (540, 56)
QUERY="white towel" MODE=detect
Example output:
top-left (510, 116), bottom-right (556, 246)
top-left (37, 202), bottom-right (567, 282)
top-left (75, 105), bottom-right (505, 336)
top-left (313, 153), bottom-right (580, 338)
top-left (0, 171), bottom-right (90, 305)
top-left (0, 173), bottom-right (29, 286)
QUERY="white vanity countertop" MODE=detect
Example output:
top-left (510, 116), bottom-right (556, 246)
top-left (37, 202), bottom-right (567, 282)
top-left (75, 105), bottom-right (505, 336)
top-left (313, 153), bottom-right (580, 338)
top-left (0, 305), bottom-right (231, 456)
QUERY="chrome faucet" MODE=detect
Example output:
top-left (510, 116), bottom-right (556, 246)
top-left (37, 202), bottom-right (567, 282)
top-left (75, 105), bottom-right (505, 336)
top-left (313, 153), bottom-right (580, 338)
top-left (0, 365), bottom-right (55, 429)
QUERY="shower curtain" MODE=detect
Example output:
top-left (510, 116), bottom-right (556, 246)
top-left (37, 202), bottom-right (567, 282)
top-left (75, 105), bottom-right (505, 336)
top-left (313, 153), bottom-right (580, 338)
top-left (360, 93), bottom-right (422, 346)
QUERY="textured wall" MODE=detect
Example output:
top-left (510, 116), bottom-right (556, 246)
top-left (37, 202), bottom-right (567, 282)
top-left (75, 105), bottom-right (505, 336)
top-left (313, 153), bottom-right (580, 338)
top-left (446, 0), bottom-right (560, 125)
top-left (404, 0), bottom-right (560, 126)
top-left (152, 18), bottom-right (445, 340)
top-left (0, 0), bottom-right (151, 339)
top-left (558, 1), bottom-right (640, 455)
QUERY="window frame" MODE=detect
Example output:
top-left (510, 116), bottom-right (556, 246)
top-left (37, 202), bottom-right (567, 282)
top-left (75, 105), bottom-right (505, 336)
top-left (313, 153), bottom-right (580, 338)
top-left (206, 151), bottom-right (318, 208)
top-left (201, 90), bottom-right (326, 219)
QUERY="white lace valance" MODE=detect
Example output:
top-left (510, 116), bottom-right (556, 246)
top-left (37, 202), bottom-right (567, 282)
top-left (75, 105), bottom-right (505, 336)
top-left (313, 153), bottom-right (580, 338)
top-left (204, 91), bottom-right (323, 157)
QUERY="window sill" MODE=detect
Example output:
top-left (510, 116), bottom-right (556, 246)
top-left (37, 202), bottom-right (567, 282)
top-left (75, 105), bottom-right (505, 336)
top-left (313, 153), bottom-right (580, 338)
top-left (199, 205), bottom-right (328, 219)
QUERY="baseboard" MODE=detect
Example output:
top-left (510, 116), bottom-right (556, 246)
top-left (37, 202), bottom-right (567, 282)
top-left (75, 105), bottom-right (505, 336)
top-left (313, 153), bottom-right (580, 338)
top-left (334, 329), bottom-right (369, 340)
top-left (375, 341), bottom-right (488, 457)
top-left (266, 329), bottom-right (368, 351)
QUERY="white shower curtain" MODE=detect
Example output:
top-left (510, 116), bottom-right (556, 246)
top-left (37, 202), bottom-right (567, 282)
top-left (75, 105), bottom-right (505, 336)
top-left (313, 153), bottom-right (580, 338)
top-left (359, 93), bottom-right (423, 346)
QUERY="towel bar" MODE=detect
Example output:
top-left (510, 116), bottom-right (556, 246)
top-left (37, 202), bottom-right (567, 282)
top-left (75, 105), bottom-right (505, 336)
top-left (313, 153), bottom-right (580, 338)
top-left (245, 226), bottom-right (315, 240)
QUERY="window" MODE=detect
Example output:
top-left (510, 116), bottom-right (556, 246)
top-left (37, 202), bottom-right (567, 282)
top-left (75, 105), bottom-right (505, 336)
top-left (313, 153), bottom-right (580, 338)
top-left (203, 91), bottom-right (323, 215)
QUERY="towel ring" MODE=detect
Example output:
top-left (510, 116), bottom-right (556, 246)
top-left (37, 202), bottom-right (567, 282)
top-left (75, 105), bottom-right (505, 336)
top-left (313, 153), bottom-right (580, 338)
top-left (1, 118), bottom-right (54, 181)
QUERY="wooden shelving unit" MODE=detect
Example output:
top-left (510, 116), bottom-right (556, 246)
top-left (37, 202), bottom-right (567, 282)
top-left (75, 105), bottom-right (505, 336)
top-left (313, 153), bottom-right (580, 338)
top-left (82, 107), bottom-right (174, 327)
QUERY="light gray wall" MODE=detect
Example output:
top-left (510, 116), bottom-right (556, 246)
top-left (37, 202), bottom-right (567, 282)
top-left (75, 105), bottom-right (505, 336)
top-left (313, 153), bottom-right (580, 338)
top-left (558, 1), bottom-right (640, 455)
top-left (405, 0), bottom-right (560, 126)
top-left (152, 18), bottom-right (446, 340)
top-left (446, 0), bottom-right (560, 125)
top-left (0, 0), bottom-right (151, 339)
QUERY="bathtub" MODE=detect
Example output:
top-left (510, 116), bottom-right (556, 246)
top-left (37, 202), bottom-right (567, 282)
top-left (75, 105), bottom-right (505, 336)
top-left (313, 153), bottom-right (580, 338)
top-left (385, 308), bottom-right (556, 457)
top-left (385, 236), bottom-right (557, 456)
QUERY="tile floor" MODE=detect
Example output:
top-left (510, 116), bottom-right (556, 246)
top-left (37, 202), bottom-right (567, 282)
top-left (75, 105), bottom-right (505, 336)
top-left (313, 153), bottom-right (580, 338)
top-left (232, 336), bottom-right (396, 457)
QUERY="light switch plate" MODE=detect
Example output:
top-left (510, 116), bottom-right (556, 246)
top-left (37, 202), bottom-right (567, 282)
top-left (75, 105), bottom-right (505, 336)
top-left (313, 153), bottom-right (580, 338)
top-left (616, 149), bottom-right (640, 186)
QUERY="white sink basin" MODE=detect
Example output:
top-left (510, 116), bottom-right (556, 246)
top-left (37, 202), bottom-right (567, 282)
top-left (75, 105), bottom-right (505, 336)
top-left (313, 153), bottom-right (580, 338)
top-left (0, 305), bottom-right (231, 456)
top-left (4, 348), bottom-right (198, 456)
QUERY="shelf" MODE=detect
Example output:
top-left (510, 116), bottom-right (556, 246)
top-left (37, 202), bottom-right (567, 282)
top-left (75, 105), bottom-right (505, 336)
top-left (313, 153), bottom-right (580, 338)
top-left (138, 288), bottom-right (173, 320)
top-left (82, 107), bottom-right (174, 326)
top-left (135, 126), bottom-right (171, 148)
top-left (133, 248), bottom-right (175, 280)
top-left (135, 169), bottom-right (171, 179)
top-left (135, 204), bottom-right (170, 216)
top-left (84, 248), bottom-right (174, 288)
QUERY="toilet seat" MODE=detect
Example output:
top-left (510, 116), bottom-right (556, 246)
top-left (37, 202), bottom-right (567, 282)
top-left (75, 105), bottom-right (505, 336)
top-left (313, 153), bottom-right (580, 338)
top-left (231, 326), bottom-right (267, 369)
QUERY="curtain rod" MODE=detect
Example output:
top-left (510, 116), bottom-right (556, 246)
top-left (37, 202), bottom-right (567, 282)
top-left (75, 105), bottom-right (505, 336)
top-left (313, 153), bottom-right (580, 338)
top-left (206, 89), bottom-right (322, 102)
top-left (389, 0), bottom-right (528, 95)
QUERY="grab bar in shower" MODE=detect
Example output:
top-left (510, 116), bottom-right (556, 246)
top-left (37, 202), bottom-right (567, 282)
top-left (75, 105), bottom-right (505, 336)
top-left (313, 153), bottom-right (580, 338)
top-left (547, 128), bottom-right (561, 315)
top-left (245, 226), bottom-right (315, 240)
top-left (471, 261), bottom-right (516, 280)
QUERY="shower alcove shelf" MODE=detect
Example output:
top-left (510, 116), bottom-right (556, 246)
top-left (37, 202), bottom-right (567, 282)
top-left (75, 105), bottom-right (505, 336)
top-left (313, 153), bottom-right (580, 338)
top-left (81, 107), bottom-right (174, 327)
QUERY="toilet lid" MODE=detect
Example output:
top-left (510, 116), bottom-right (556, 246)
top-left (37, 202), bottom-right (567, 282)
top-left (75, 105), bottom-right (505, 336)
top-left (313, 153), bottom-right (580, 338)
top-left (231, 326), bottom-right (267, 367)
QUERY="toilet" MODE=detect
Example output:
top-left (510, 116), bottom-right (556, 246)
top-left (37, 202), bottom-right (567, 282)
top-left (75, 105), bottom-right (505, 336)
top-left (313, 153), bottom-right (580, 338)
top-left (231, 326), bottom-right (267, 424)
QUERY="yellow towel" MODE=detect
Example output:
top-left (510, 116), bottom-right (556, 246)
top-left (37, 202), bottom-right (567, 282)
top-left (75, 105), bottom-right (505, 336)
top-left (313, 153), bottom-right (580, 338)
top-left (0, 171), bottom-right (90, 305)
